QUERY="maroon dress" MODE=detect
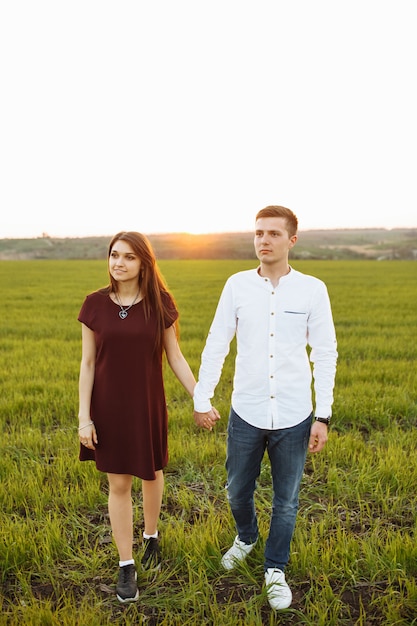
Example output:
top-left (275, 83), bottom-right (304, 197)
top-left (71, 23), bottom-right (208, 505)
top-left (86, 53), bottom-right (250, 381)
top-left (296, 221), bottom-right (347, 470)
top-left (78, 289), bottom-right (178, 480)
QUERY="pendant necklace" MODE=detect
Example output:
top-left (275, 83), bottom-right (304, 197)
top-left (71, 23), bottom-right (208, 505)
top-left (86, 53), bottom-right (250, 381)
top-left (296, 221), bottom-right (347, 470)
top-left (114, 289), bottom-right (140, 319)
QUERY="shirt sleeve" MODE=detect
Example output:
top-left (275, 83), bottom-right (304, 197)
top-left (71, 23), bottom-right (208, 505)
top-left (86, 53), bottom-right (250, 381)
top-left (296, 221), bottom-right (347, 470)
top-left (162, 291), bottom-right (179, 328)
top-left (78, 294), bottom-right (95, 330)
top-left (308, 282), bottom-right (338, 417)
top-left (193, 279), bottom-right (237, 413)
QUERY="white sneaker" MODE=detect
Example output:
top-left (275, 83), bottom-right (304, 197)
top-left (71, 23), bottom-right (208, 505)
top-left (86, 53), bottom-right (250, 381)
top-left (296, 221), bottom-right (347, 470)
top-left (221, 535), bottom-right (256, 570)
top-left (264, 568), bottom-right (292, 610)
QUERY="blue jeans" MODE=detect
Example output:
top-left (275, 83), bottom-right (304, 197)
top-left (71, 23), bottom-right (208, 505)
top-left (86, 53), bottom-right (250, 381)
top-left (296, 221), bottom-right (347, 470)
top-left (225, 408), bottom-right (312, 571)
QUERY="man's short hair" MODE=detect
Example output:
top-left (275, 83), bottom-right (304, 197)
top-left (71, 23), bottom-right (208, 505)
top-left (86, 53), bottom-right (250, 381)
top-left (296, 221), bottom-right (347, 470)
top-left (256, 206), bottom-right (298, 237)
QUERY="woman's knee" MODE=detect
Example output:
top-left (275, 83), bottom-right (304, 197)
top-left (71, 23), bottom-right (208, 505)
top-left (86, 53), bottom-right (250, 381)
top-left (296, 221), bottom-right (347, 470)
top-left (107, 473), bottom-right (132, 496)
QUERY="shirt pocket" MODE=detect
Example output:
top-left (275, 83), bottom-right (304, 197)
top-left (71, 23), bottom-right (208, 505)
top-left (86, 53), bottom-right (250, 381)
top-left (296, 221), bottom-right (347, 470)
top-left (276, 310), bottom-right (308, 343)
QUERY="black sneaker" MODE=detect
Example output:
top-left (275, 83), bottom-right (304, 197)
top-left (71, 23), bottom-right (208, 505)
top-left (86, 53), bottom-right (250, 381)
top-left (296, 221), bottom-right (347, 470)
top-left (141, 537), bottom-right (162, 571)
top-left (116, 564), bottom-right (139, 603)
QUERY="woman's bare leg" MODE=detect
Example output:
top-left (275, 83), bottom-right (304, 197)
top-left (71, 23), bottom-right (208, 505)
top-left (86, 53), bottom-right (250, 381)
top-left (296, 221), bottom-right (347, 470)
top-left (107, 473), bottom-right (134, 561)
top-left (142, 470), bottom-right (164, 535)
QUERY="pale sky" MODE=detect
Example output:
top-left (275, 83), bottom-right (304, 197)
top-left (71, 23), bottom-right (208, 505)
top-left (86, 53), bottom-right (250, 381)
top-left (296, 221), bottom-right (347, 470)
top-left (1, 1), bottom-right (416, 238)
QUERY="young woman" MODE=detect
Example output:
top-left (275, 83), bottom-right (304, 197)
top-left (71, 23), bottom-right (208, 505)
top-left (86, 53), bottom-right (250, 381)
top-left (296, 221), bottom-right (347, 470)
top-left (77, 231), bottom-right (198, 603)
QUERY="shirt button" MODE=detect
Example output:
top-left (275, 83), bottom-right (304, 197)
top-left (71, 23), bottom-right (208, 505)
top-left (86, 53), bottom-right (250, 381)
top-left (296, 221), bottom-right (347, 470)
top-left (271, 312), bottom-right (274, 315)
top-left (270, 355), bottom-right (273, 358)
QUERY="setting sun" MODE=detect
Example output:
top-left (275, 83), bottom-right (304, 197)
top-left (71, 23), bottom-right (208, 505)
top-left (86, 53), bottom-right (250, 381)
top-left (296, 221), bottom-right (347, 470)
top-left (184, 227), bottom-right (207, 235)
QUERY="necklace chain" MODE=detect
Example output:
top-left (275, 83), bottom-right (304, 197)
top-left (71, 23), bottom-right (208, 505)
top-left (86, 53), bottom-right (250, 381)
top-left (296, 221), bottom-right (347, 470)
top-left (114, 290), bottom-right (140, 319)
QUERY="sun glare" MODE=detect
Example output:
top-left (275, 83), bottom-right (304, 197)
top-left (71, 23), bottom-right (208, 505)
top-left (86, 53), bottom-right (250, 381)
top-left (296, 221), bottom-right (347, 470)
top-left (185, 227), bottom-right (207, 235)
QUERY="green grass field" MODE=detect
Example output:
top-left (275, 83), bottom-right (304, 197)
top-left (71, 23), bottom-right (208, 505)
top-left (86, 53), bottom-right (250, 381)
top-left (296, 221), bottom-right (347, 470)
top-left (0, 259), bottom-right (416, 625)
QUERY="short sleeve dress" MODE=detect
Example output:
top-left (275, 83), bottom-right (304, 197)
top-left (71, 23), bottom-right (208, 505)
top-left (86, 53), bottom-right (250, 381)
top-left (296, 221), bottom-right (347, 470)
top-left (78, 289), bottom-right (178, 480)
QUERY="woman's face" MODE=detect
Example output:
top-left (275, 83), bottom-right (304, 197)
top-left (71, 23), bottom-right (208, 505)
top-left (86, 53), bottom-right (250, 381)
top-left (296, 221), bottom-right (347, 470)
top-left (109, 240), bottom-right (141, 285)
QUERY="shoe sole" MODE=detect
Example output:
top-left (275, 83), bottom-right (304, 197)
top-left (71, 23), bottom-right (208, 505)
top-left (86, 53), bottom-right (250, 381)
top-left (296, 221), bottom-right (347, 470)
top-left (116, 589), bottom-right (139, 603)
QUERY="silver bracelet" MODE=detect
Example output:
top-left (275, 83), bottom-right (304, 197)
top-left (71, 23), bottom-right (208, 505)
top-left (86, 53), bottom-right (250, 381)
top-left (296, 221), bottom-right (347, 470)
top-left (78, 422), bottom-right (94, 431)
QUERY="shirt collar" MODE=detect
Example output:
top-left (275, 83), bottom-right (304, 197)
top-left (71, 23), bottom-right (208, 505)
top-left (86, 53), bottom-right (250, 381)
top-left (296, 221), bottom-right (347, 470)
top-left (256, 265), bottom-right (293, 285)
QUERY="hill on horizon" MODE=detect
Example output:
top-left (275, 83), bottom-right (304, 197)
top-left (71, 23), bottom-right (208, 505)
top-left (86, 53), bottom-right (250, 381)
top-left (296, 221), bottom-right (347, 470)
top-left (1, 228), bottom-right (416, 261)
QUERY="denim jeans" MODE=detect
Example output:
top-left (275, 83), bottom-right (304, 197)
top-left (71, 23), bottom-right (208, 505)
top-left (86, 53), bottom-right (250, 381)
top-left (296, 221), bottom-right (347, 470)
top-left (225, 408), bottom-right (312, 571)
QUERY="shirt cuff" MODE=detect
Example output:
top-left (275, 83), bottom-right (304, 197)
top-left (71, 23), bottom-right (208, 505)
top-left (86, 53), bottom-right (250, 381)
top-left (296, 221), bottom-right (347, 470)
top-left (193, 399), bottom-right (213, 413)
top-left (314, 406), bottom-right (332, 419)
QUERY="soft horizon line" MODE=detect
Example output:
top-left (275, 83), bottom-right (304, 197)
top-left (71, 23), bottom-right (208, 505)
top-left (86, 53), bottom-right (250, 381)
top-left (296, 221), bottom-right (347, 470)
top-left (1, 225), bottom-right (416, 240)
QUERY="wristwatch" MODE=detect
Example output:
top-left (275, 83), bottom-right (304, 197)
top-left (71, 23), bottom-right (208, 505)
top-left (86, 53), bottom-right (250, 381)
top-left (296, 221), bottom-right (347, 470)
top-left (315, 416), bottom-right (331, 425)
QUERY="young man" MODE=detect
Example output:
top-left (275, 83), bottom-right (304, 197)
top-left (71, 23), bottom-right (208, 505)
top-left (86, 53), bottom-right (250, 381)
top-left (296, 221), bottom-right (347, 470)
top-left (193, 206), bottom-right (337, 610)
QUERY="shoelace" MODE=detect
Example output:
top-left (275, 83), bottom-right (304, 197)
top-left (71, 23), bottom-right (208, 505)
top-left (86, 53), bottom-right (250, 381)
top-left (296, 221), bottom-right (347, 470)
top-left (120, 566), bottom-right (134, 583)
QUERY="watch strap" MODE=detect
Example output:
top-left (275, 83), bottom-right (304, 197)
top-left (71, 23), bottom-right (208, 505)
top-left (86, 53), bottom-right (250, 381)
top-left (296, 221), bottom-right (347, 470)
top-left (315, 416), bottom-right (331, 425)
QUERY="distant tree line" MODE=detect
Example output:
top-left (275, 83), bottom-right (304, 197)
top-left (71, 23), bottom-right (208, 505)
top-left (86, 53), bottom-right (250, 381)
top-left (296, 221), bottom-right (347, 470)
top-left (0, 229), bottom-right (416, 260)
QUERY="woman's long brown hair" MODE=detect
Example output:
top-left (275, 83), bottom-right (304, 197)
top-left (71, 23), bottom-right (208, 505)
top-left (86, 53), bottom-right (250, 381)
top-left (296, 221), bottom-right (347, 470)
top-left (106, 231), bottom-right (178, 353)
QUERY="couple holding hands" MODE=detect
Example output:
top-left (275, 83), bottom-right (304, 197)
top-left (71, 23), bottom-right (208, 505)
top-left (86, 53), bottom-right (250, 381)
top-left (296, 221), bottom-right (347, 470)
top-left (77, 206), bottom-right (337, 611)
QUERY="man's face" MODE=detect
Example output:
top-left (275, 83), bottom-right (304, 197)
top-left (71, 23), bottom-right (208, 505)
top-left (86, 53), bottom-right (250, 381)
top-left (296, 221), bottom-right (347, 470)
top-left (254, 217), bottom-right (297, 265)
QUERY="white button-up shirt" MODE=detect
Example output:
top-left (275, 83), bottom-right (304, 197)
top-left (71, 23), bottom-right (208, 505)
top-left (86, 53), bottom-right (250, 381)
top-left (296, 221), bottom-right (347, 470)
top-left (193, 267), bottom-right (338, 430)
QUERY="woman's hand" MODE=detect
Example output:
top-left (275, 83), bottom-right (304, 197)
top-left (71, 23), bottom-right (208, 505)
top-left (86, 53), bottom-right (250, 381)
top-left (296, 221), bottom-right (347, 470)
top-left (78, 422), bottom-right (98, 449)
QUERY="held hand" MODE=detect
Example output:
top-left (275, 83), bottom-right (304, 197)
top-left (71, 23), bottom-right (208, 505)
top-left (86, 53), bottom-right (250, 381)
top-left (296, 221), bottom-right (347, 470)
top-left (78, 422), bottom-right (98, 450)
top-left (308, 421), bottom-right (328, 454)
top-left (194, 408), bottom-right (221, 431)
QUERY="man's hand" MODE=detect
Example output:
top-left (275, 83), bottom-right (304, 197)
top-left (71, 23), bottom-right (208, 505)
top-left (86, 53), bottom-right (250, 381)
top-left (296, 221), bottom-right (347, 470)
top-left (308, 420), bottom-right (328, 454)
top-left (193, 407), bottom-right (221, 431)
